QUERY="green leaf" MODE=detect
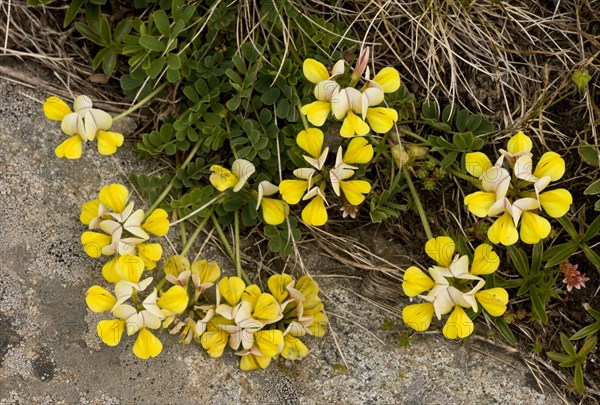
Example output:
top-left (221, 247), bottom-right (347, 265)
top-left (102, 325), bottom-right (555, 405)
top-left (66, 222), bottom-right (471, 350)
top-left (226, 96), bottom-right (241, 111)
top-left (455, 109), bottom-right (469, 132)
top-left (440, 151), bottom-right (458, 169)
top-left (167, 53), bottom-right (181, 70)
top-left (556, 215), bottom-right (579, 240)
top-left (579, 144), bottom-right (599, 167)
top-left (543, 241), bottom-right (577, 268)
top-left (146, 57), bottom-right (166, 78)
top-left (260, 87), bottom-right (280, 105)
top-left (113, 20), bottom-right (132, 43)
top-left (102, 49), bottom-right (118, 77)
top-left (64, 0), bottom-right (85, 27)
top-left (578, 336), bottom-right (597, 357)
top-left (75, 22), bottom-right (104, 46)
top-left (560, 332), bottom-right (577, 356)
top-left (574, 364), bottom-right (584, 393)
top-left (441, 104), bottom-right (455, 124)
top-left (140, 35), bottom-right (166, 52)
top-left (530, 241), bottom-right (543, 274)
top-left (572, 69), bottom-right (592, 91)
top-left (584, 178), bottom-right (600, 195)
top-left (571, 322), bottom-right (600, 340)
top-left (507, 245), bottom-right (530, 277)
top-left (421, 101), bottom-right (438, 120)
top-left (582, 214), bottom-right (600, 242)
top-left (99, 16), bottom-right (112, 45)
top-left (546, 351), bottom-right (571, 363)
top-left (582, 244), bottom-right (600, 269)
top-left (492, 316), bottom-right (517, 345)
top-left (153, 10), bottom-right (171, 37)
top-left (530, 288), bottom-right (548, 324)
top-left (595, 199), bottom-right (600, 211)
top-left (466, 114), bottom-right (482, 132)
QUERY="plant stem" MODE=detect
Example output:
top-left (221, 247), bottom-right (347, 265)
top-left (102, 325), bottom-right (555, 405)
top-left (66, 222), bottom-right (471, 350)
top-left (181, 210), bottom-right (213, 257)
top-left (210, 213), bottom-right (250, 284)
top-left (402, 166), bottom-right (433, 240)
top-left (144, 138), bottom-right (203, 219)
top-left (397, 127), bottom-right (428, 143)
top-left (155, 277), bottom-right (167, 292)
top-left (234, 210), bottom-right (243, 279)
top-left (113, 82), bottom-right (169, 121)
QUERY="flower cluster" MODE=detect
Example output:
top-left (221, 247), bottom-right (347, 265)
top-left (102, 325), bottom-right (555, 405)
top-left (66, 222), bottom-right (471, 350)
top-left (464, 131), bottom-right (573, 245)
top-left (300, 51), bottom-right (400, 137)
top-left (43, 95), bottom-right (124, 159)
top-left (402, 236), bottom-right (509, 339)
top-left (80, 183), bottom-right (170, 283)
top-left (560, 261), bottom-right (589, 292)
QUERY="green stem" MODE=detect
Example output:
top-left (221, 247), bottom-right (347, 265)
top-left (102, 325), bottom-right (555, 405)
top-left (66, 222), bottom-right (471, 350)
top-left (397, 127), bottom-right (428, 143)
top-left (155, 277), bottom-right (167, 292)
top-left (425, 154), bottom-right (481, 186)
top-left (211, 214), bottom-right (235, 261)
top-left (181, 210), bottom-right (213, 257)
top-left (144, 139), bottom-right (203, 219)
top-left (113, 82), bottom-right (169, 121)
top-left (234, 210), bottom-right (247, 282)
top-left (403, 166), bottom-right (433, 240)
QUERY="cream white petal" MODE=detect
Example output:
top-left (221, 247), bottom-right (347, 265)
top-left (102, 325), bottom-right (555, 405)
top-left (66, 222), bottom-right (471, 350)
top-left (314, 80), bottom-right (340, 102)
top-left (345, 87), bottom-right (363, 113)
top-left (73, 95), bottom-right (93, 112)
top-left (61, 113), bottom-right (80, 136)
top-left (232, 159), bottom-right (256, 192)
top-left (83, 111), bottom-right (98, 141)
top-left (331, 88), bottom-right (349, 119)
top-left (363, 87), bottom-right (384, 107)
top-left (487, 197), bottom-right (509, 217)
top-left (513, 197), bottom-right (540, 212)
top-left (89, 108), bottom-right (113, 130)
top-left (112, 303), bottom-right (137, 321)
top-left (331, 59), bottom-right (345, 76)
top-left (256, 181), bottom-right (279, 209)
top-left (432, 288), bottom-right (455, 319)
top-left (514, 155), bottom-right (535, 181)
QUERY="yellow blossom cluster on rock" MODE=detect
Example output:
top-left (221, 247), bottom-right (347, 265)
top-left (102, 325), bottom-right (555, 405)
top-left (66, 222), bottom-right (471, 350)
top-left (43, 95), bottom-right (124, 159)
top-left (464, 131), bottom-right (573, 245)
top-left (80, 183), bottom-right (170, 283)
top-left (402, 236), bottom-right (509, 339)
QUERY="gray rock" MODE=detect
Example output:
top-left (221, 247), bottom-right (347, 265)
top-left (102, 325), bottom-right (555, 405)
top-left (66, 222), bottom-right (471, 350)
top-left (0, 74), bottom-right (563, 405)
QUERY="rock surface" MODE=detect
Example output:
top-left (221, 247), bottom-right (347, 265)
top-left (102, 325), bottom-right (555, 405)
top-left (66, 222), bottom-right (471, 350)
top-left (0, 72), bottom-right (563, 404)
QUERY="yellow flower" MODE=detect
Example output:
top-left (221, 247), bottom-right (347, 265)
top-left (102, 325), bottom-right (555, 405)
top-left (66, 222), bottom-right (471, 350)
top-left (519, 210), bottom-right (551, 244)
top-left (365, 107), bottom-right (398, 134)
top-left (281, 334), bottom-right (309, 360)
top-left (86, 286), bottom-right (116, 312)
top-left (301, 188), bottom-right (328, 226)
top-left (475, 288), bottom-right (508, 317)
top-left (424, 236), bottom-right (455, 267)
top-left (268, 274), bottom-right (294, 303)
top-left (253, 293), bottom-right (284, 323)
top-left (442, 306), bottom-right (474, 339)
top-left (209, 159), bottom-right (255, 192)
top-left (296, 128), bottom-right (325, 161)
top-left (301, 101), bottom-right (332, 127)
top-left (464, 191), bottom-right (497, 218)
top-left (201, 323), bottom-right (229, 358)
top-left (402, 303), bottom-right (434, 332)
top-left (218, 276), bottom-right (246, 306)
top-left (157, 285), bottom-right (189, 315)
top-left (506, 131), bottom-right (532, 155)
top-left (487, 212), bottom-right (519, 246)
top-left (338, 180), bottom-right (371, 205)
top-left (142, 208), bottom-right (170, 236)
top-left (254, 329), bottom-right (284, 357)
top-left (402, 266), bottom-right (435, 297)
top-left (256, 181), bottom-right (288, 225)
top-left (164, 255), bottom-right (191, 277)
top-left (469, 244), bottom-right (499, 276)
top-left (239, 353), bottom-right (272, 370)
top-left (102, 257), bottom-right (120, 283)
top-left (303, 58), bottom-right (330, 84)
top-left (138, 243), bottom-right (163, 270)
top-left (97, 131), bottom-right (124, 155)
top-left (465, 152), bottom-right (493, 179)
top-left (81, 231), bottom-right (112, 258)
top-left (532, 152), bottom-right (565, 181)
top-left (98, 184), bottom-right (129, 213)
top-left (114, 254), bottom-right (145, 283)
top-left (132, 327), bottom-right (163, 359)
top-left (96, 319), bottom-right (125, 346)
top-left (279, 179), bottom-right (309, 205)
top-left (370, 67), bottom-right (401, 93)
top-left (539, 189), bottom-right (572, 218)
top-left (343, 137), bottom-right (373, 164)
top-left (308, 311), bottom-right (327, 337)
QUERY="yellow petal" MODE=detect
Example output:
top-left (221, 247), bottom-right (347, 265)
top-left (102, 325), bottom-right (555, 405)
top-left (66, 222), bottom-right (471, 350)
top-left (519, 211), bottom-right (551, 244)
top-left (402, 266), bottom-right (435, 297)
top-left (268, 274), bottom-right (294, 303)
top-left (138, 243), bottom-right (163, 270)
top-left (533, 152), bottom-right (565, 181)
top-left (470, 244), bottom-right (500, 275)
top-left (261, 198), bottom-right (288, 225)
top-left (254, 329), bottom-right (284, 357)
top-left (465, 152), bottom-right (493, 178)
top-left (253, 293), bottom-right (281, 323)
top-left (366, 107), bottom-right (398, 134)
top-left (425, 236), bottom-right (455, 267)
top-left (218, 276), bottom-right (246, 306)
top-left (86, 286), bottom-right (116, 312)
top-left (296, 275), bottom-right (320, 298)
top-left (239, 354), bottom-right (272, 370)
top-left (539, 189), bottom-right (572, 218)
top-left (96, 319), bottom-right (125, 346)
top-left (102, 257), bottom-right (120, 283)
top-left (97, 131), bottom-right (124, 155)
top-left (115, 254), bottom-right (145, 283)
top-left (507, 131), bottom-right (532, 155)
top-left (279, 180), bottom-right (308, 205)
top-left (296, 128), bottom-right (324, 159)
top-left (43, 96), bottom-right (72, 120)
top-left (340, 180), bottom-right (371, 205)
top-left (340, 111), bottom-right (370, 137)
top-left (81, 231), bottom-right (111, 258)
top-left (201, 328), bottom-right (228, 357)
top-left (209, 165), bottom-right (237, 191)
top-left (301, 101), bottom-right (331, 127)
top-left (475, 288), bottom-right (509, 317)
top-left (281, 335), bottom-right (309, 360)
top-left (164, 255), bottom-right (190, 277)
top-left (402, 303), bottom-right (434, 332)
top-left (464, 191), bottom-right (497, 218)
top-left (308, 311), bottom-right (328, 337)
top-left (301, 195), bottom-right (328, 226)
top-left (132, 328), bottom-right (163, 359)
top-left (443, 306), bottom-right (474, 339)
top-left (98, 184), bottom-right (129, 213)
top-left (303, 58), bottom-right (329, 84)
top-left (372, 67), bottom-right (401, 93)
top-left (142, 208), bottom-right (170, 236)
top-left (487, 212), bottom-right (518, 246)
top-left (343, 137), bottom-right (374, 164)
top-left (192, 260), bottom-right (221, 284)
top-left (55, 135), bottom-right (83, 159)
top-left (158, 285), bottom-right (189, 314)
top-left (242, 284), bottom-right (262, 307)
top-left (80, 199), bottom-right (100, 225)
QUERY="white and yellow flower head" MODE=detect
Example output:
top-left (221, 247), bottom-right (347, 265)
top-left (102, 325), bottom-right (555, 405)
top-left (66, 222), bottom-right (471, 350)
top-left (209, 159), bottom-right (255, 192)
top-left (43, 95), bottom-right (124, 159)
top-left (80, 183), bottom-right (170, 282)
top-left (301, 58), bottom-right (345, 126)
top-left (402, 237), bottom-right (508, 339)
top-left (464, 132), bottom-right (572, 245)
top-left (256, 181), bottom-right (288, 226)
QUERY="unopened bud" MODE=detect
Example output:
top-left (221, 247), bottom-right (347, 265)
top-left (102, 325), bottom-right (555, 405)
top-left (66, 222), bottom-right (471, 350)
top-left (391, 144), bottom-right (410, 168)
top-left (351, 47), bottom-right (370, 82)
